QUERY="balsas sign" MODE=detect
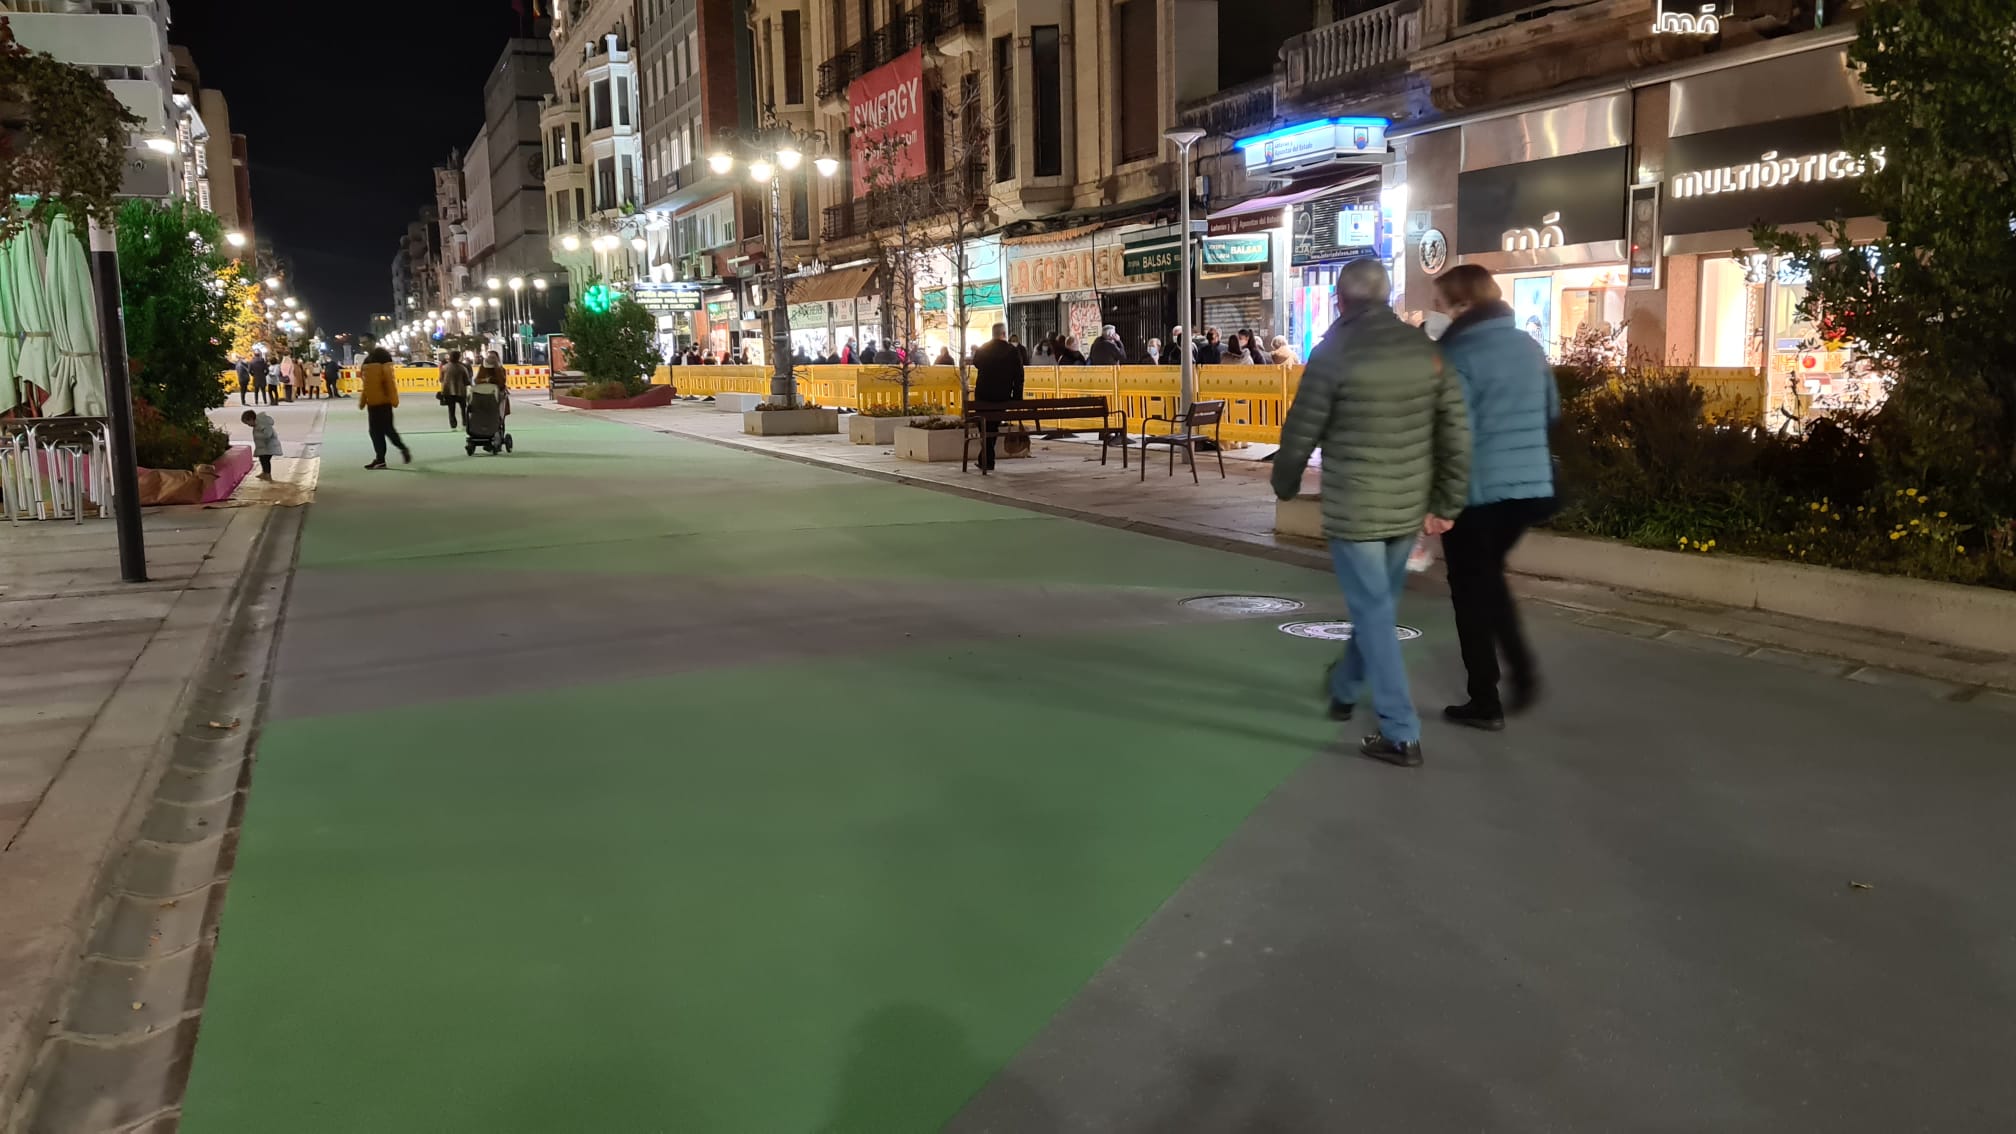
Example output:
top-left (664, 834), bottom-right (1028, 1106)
top-left (848, 48), bottom-right (926, 198)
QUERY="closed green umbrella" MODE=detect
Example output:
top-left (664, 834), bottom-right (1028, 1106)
top-left (0, 229), bottom-right (29, 414)
top-left (42, 213), bottom-right (102, 417)
top-left (1, 225), bottom-right (53, 414)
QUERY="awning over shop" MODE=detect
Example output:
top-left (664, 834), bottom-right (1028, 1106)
top-left (785, 263), bottom-right (877, 304)
top-left (1208, 170), bottom-right (1380, 234)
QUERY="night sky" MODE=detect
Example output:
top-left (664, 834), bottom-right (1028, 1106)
top-left (172, 0), bottom-right (535, 335)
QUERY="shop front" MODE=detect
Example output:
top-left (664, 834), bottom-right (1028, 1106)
top-left (631, 282), bottom-right (703, 360)
top-left (1005, 225), bottom-right (1171, 359)
top-left (1439, 93), bottom-right (1634, 361)
top-left (920, 236), bottom-right (1006, 361)
top-left (1659, 45), bottom-right (1885, 416)
top-left (1285, 182), bottom-right (1387, 362)
top-left (691, 291), bottom-right (739, 360)
top-left (782, 263), bottom-right (882, 358)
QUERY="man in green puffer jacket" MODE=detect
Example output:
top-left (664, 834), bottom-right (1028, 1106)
top-left (1272, 258), bottom-right (1472, 767)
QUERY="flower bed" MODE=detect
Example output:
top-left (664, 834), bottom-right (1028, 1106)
top-left (555, 384), bottom-right (679, 411)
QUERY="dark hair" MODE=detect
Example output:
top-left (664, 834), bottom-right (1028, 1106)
top-left (1434, 264), bottom-right (1502, 309)
top-left (240, 410), bottom-right (256, 422)
top-left (365, 347), bottom-right (394, 364)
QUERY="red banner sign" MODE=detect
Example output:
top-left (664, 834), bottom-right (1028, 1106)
top-left (848, 47), bottom-right (926, 198)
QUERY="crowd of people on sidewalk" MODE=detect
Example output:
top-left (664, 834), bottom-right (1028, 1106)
top-left (1272, 258), bottom-right (1559, 770)
top-left (232, 349), bottom-right (341, 405)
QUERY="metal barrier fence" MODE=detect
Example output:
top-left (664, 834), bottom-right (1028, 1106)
top-left (2, 419), bottom-right (111, 524)
top-left (217, 366), bottom-right (554, 398)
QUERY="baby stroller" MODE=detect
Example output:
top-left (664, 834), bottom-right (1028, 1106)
top-left (464, 379), bottom-right (514, 455)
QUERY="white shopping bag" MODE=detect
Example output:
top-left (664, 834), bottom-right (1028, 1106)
top-left (1406, 533), bottom-right (1437, 573)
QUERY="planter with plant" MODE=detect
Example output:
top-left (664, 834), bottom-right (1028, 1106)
top-left (555, 281), bottom-right (666, 408)
top-left (744, 401), bottom-right (839, 436)
top-left (895, 416), bottom-right (968, 462)
top-left (850, 402), bottom-right (946, 444)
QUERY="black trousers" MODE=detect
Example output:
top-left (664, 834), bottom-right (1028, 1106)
top-left (444, 395), bottom-right (466, 429)
top-left (1442, 496), bottom-right (1556, 710)
top-left (367, 405), bottom-right (407, 462)
top-left (258, 455), bottom-right (273, 477)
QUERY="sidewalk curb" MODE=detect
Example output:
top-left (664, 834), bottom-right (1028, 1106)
top-left (0, 504), bottom-right (298, 1132)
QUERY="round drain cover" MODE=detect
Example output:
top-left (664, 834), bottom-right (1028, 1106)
top-left (1279, 620), bottom-right (1423, 642)
top-left (1179, 594), bottom-right (1306, 616)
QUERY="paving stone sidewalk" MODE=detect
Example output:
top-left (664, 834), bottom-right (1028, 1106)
top-left (0, 399), bottom-right (323, 1127)
top-left (556, 396), bottom-right (2016, 701)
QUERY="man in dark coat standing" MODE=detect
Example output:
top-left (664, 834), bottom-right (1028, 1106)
top-left (1086, 324), bottom-right (1126, 366)
top-left (971, 322), bottom-right (1025, 471)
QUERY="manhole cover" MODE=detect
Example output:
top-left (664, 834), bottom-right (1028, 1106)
top-left (1179, 594), bottom-right (1306, 616)
top-left (1278, 620), bottom-right (1424, 642)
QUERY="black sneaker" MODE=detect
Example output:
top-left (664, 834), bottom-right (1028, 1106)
top-left (1360, 734), bottom-right (1424, 767)
top-left (1442, 702), bottom-right (1506, 731)
top-left (1328, 699), bottom-right (1354, 722)
top-left (364, 459), bottom-right (387, 470)
top-left (400, 447), bottom-right (413, 464)
top-left (1507, 676), bottom-right (1541, 716)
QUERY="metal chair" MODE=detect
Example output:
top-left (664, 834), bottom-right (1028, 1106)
top-left (1141, 399), bottom-right (1227, 484)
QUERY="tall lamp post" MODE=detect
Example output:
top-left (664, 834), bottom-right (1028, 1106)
top-left (1164, 128), bottom-right (1207, 414)
top-left (508, 277), bottom-right (525, 362)
top-left (707, 121), bottom-right (841, 408)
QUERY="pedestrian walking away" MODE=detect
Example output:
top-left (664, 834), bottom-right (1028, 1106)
top-left (971, 322), bottom-right (1025, 472)
top-left (1430, 265), bottom-right (1560, 730)
top-left (247, 353), bottom-right (271, 405)
top-left (1272, 257), bottom-right (1471, 767)
top-left (241, 409), bottom-right (281, 479)
top-left (439, 350), bottom-right (472, 429)
top-left (321, 355), bottom-right (342, 399)
top-left (357, 346), bottom-right (411, 469)
top-left (234, 355), bottom-right (253, 405)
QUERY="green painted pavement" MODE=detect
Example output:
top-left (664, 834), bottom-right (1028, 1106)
top-left (180, 408), bottom-right (1430, 1132)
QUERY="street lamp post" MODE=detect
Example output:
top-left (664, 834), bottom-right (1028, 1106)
top-left (1164, 128), bottom-right (1207, 414)
top-left (508, 277), bottom-right (525, 362)
top-left (708, 122), bottom-right (840, 408)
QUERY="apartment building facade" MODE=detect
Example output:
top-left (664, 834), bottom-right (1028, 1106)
top-left (542, 0), bottom-right (649, 291)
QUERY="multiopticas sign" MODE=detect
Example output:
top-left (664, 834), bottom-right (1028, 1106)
top-left (847, 48), bottom-right (926, 197)
top-left (1671, 147), bottom-right (1887, 198)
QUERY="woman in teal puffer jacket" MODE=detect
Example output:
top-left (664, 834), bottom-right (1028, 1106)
top-left (1432, 265), bottom-right (1560, 730)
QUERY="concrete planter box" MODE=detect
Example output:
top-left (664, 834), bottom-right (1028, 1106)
top-left (743, 407), bottom-right (840, 436)
top-left (849, 414), bottom-right (904, 445)
top-left (554, 385), bottom-right (678, 411)
top-left (715, 392), bottom-right (765, 413)
top-left (895, 423), bottom-right (969, 462)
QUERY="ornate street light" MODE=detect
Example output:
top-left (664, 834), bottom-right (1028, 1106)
top-left (706, 122), bottom-right (840, 407)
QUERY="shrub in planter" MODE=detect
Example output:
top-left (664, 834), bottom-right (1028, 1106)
top-left (574, 379), bottom-right (640, 402)
top-left (132, 398), bottom-right (230, 470)
top-left (858, 403), bottom-right (947, 418)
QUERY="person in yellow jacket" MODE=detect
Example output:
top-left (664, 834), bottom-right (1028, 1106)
top-left (357, 347), bottom-right (412, 469)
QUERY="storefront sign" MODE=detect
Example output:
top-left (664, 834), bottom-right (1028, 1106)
top-left (1236, 117), bottom-right (1389, 175)
top-left (921, 282), bottom-right (1005, 311)
top-left (1627, 183), bottom-right (1661, 290)
top-left (1202, 234), bottom-right (1269, 268)
top-left (1121, 239), bottom-right (1183, 276)
top-left (1663, 111), bottom-right (1877, 236)
top-left (1455, 147), bottom-right (1629, 256)
top-left (1652, 1), bottom-right (1727, 35)
top-left (1208, 211), bottom-right (1283, 237)
top-left (1007, 235), bottom-right (1166, 300)
top-left (847, 48), bottom-right (926, 198)
top-left (1290, 188), bottom-right (1381, 266)
top-left (828, 299), bottom-right (854, 324)
top-left (631, 283), bottom-right (701, 313)
top-left (788, 301), bottom-right (828, 326)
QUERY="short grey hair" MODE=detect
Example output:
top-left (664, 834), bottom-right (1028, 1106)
top-left (1335, 257), bottom-right (1392, 308)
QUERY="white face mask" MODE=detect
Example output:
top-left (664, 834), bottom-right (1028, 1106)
top-left (1423, 311), bottom-right (1453, 340)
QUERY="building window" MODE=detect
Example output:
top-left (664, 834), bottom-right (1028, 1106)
top-left (597, 157), bottom-right (617, 210)
top-left (791, 173), bottom-right (810, 241)
top-left (782, 11), bottom-right (805, 106)
top-left (570, 121), bottom-right (582, 160)
top-left (1114, 1), bottom-right (1159, 163)
top-left (858, 0), bottom-right (873, 45)
top-left (992, 34), bottom-right (1013, 182)
top-left (762, 19), bottom-right (775, 108)
top-left (620, 154), bottom-right (637, 205)
top-left (592, 80), bottom-right (612, 130)
top-left (927, 85), bottom-right (945, 173)
top-left (1031, 26), bottom-right (1062, 178)
top-left (617, 76), bottom-right (632, 127)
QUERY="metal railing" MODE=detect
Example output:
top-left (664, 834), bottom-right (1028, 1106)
top-left (1281, 0), bottom-right (1420, 98)
top-left (816, 45), bottom-right (861, 100)
top-left (820, 158), bottom-right (987, 241)
top-left (922, 0), bottom-right (984, 40)
top-left (2, 420), bottom-right (112, 525)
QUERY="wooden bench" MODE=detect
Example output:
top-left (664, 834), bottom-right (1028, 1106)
top-left (963, 397), bottom-right (1129, 474)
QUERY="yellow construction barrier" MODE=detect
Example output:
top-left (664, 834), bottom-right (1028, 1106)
top-left (218, 365), bottom-right (549, 398)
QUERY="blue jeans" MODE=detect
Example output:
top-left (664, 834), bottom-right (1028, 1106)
top-left (1328, 535), bottom-right (1422, 744)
